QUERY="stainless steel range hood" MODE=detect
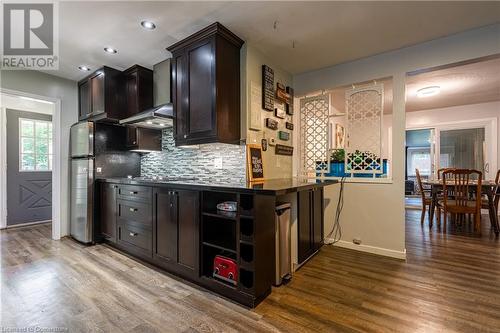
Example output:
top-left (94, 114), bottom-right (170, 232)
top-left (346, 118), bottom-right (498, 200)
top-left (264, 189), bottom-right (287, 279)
top-left (120, 59), bottom-right (173, 129)
top-left (119, 104), bottom-right (173, 128)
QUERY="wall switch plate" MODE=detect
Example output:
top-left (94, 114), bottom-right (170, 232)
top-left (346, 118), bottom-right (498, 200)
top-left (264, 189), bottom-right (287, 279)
top-left (268, 137), bottom-right (276, 146)
top-left (96, 167), bottom-right (102, 173)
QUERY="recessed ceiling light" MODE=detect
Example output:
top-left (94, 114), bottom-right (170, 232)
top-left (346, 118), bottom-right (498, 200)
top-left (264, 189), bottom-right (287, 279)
top-left (78, 65), bottom-right (91, 71)
top-left (141, 20), bottom-right (156, 30)
top-left (417, 86), bottom-right (440, 98)
top-left (104, 47), bottom-right (117, 54)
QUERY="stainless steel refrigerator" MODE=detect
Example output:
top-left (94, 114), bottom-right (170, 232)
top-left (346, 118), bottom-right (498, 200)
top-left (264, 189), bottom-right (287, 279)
top-left (70, 121), bottom-right (140, 243)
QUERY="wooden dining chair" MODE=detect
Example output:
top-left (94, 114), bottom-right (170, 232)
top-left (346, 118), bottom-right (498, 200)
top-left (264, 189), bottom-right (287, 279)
top-left (437, 167), bottom-right (455, 180)
top-left (440, 169), bottom-right (483, 231)
top-left (416, 169), bottom-right (433, 225)
top-left (481, 169), bottom-right (500, 214)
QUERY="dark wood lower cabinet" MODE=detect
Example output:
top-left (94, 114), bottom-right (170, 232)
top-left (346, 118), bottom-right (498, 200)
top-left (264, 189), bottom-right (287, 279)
top-left (98, 181), bottom-right (328, 308)
top-left (297, 188), bottom-right (324, 265)
top-left (176, 190), bottom-right (199, 275)
top-left (153, 188), bottom-right (177, 263)
top-left (153, 188), bottom-right (200, 278)
top-left (99, 183), bottom-right (117, 243)
top-left (118, 222), bottom-right (152, 254)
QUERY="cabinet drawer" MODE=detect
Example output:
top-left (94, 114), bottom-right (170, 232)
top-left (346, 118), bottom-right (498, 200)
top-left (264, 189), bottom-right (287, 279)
top-left (118, 199), bottom-right (152, 226)
top-left (117, 185), bottom-right (152, 203)
top-left (118, 223), bottom-right (152, 252)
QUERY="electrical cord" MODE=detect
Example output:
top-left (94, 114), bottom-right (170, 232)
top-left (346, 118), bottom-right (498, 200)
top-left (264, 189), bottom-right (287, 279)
top-left (325, 176), bottom-right (346, 245)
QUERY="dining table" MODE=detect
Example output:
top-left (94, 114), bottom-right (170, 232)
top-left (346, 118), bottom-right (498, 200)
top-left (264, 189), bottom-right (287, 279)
top-left (422, 179), bottom-right (499, 235)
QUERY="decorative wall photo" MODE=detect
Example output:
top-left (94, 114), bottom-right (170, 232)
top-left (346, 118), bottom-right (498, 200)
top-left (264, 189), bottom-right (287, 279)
top-left (335, 124), bottom-right (345, 148)
top-left (246, 144), bottom-right (265, 182)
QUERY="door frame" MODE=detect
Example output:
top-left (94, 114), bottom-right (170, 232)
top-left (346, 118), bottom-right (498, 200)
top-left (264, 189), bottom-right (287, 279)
top-left (0, 88), bottom-right (62, 240)
top-left (406, 117), bottom-right (497, 180)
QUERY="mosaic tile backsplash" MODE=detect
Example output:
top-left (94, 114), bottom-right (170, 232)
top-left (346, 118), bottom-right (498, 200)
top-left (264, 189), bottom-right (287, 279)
top-left (141, 128), bottom-right (247, 183)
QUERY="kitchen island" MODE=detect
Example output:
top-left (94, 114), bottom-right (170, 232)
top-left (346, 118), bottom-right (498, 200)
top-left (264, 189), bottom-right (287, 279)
top-left (95, 177), bottom-right (337, 307)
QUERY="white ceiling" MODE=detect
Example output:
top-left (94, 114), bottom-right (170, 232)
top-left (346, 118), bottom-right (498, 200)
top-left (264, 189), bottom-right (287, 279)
top-left (330, 56), bottom-right (500, 114)
top-left (51, 1), bottom-right (500, 81)
top-left (405, 56), bottom-right (500, 112)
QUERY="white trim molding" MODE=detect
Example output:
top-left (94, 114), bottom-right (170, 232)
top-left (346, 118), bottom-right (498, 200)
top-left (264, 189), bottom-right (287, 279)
top-left (0, 107), bottom-right (6, 229)
top-left (325, 238), bottom-right (407, 260)
top-left (0, 89), bottom-right (62, 240)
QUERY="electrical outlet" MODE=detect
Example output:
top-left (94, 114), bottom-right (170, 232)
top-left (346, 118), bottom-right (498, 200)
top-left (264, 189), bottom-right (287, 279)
top-left (214, 157), bottom-right (223, 169)
top-left (96, 167), bottom-right (102, 173)
top-left (353, 238), bottom-right (362, 245)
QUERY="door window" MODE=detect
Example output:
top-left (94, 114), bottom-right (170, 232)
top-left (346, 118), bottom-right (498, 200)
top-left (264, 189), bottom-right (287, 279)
top-left (19, 118), bottom-right (53, 171)
top-left (439, 128), bottom-right (485, 173)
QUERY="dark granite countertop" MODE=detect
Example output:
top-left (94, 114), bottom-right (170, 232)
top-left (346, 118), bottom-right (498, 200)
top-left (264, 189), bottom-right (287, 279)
top-left (97, 177), bottom-right (338, 195)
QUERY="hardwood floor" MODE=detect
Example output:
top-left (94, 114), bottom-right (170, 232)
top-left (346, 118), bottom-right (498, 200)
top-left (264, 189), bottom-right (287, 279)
top-left (2, 212), bottom-right (500, 332)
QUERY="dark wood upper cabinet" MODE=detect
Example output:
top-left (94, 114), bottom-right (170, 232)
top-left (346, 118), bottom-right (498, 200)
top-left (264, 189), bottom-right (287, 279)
top-left (126, 126), bottom-right (162, 152)
top-left (123, 65), bottom-right (153, 118)
top-left (167, 22), bottom-right (244, 146)
top-left (78, 66), bottom-right (124, 122)
top-left (78, 79), bottom-right (90, 119)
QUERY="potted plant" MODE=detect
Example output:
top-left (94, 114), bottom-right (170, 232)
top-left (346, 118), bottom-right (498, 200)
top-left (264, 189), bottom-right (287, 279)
top-left (328, 149), bottom-right (347, 177)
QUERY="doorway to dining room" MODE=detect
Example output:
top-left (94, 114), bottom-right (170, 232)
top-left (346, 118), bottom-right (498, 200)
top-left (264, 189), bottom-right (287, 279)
top-left (403, 54), bottom-right (499, 234)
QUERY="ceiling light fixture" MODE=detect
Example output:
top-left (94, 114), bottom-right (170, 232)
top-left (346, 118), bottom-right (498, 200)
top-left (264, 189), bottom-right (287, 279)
top-left (78, 65), bottom-right (91, 71)
top-left (104, 47), bottom-right (117, 54)
top-left (417, 86), bottom-right (440, 98)
top-left (141, 20), bottom-right (156, 30)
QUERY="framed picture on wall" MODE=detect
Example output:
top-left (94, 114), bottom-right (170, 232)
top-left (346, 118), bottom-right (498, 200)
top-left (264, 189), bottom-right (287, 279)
top-left (246, 144), bottom-right (265, 182)
top-left (335, 124), bottom-right (345, 148)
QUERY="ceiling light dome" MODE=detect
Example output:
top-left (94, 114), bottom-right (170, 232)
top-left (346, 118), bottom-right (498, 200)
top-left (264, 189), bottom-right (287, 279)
top-left (141, 20), bottom-right (156, 30)
top-left (104, 47), bottom-right (117, 54)
top-left (417, 86), bottom-right (440, 98)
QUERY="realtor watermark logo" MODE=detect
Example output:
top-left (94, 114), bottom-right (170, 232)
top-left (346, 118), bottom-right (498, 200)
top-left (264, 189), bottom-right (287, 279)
top-left (1, 0), bottom-right (59, 70)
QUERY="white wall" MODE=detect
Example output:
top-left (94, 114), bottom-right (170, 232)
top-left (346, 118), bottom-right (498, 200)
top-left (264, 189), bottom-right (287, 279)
top-left (1, 70), bottom-right (78, 237)
top-left (241, 44), bottom-right (294, 180)
top-left (294, 23), bottom-right (500, 259)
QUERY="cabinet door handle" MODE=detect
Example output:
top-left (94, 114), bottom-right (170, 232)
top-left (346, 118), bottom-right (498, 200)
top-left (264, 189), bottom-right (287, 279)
top-left (129, 232), bottom-right (138, 237)
top-left (129, 191), bottom-right (138, 195)
top-left (129, 208), bottom-right (138, 212)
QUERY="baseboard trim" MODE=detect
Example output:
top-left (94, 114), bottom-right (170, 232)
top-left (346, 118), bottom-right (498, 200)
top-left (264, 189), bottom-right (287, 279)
top-left (2, 220), bottom-right (51, 230)
top-left (325, 238), bottom-right (407, 260)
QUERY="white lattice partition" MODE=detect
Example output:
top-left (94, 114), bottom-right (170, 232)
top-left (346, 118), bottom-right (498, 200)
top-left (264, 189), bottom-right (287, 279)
top-left (345, 84), bottom-right (384, 175)
top-left (300, 94), bottom-right (330, 175)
